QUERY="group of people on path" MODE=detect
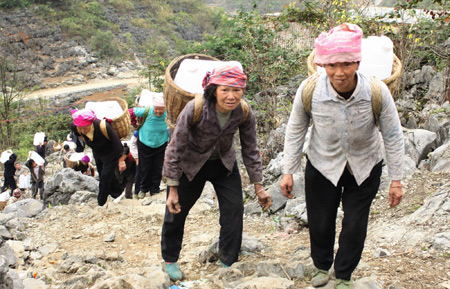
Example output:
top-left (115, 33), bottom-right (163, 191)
top-left (1, 149), bottom-right (44, 201)
top-left (35, 22), bottom-right (405, 289)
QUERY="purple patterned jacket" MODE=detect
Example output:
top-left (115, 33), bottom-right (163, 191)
top-left (163, 98), bottom-right (263, 184)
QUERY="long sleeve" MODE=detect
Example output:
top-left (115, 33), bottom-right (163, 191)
top-left (283, 81), bottom-right (311, 174)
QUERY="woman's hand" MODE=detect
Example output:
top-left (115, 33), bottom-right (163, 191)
top-left (255, 185), bottom-right (272, 211)
top-left (389, 180), bottom-right (403, 207)
top-left (280, 174), bottom-right (294, 199)
top-left (167, 186), bottom-right (181, 214)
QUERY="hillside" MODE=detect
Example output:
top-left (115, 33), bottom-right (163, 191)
top-left (0, 0), bottom-right (219, 91)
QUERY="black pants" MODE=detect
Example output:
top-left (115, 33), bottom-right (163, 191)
top-left (96, 157), bottom-right (122, 206)
top-left (31, 180), bottom-right (44, 199)
top-left (2, 176), bottom-right (16, 192)
top-left (134, 163), bottom-right (141, 196)
top-left (137, 140), bottom-right (167, 194)
top-left (161, 160), bottom-right (244, 266)
top-left (305, 160), bottom-right (382, 281)
top-left (116, 161), bottom-right (136, 199)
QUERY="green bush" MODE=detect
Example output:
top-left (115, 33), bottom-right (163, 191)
top-left (4, 112), bottom-right (73, 161)
top-left (0, 0), bottom-right (30, 9)
top-left (186, 8), bottom-right (303, 100)
top-left (88, 30), bottom-right (121, 60)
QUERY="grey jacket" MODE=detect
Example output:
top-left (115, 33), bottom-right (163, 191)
top-left (284, 72), bottom-right (404, 186)
top-left (163, 98), bottom-right (263, 184)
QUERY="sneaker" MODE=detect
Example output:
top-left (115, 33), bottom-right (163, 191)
top-left (335, 278), bottom-right (353, 289)
top-left (133, 194), bottom-right (139, 200)
top-left (164, 262), bottom-right (182, 281)
top-left (138, 191), bottom-right (146, 199)
top-left (311, 269), bottom-right (330, 287)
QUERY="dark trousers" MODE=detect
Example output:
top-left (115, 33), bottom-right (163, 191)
top-left (2, 176), bottom-right (17, 192)
top-left (116, 161), bottom-right (136, 199)
top-left (305, 160), bottom-right (382, 281)
top-left (96, 157), bottom-right (122, 206)
top-left (31, 181), bottom-right (44, 199)
top-left (134, 164), bottom-right (141, 195)
top-left (137, 140), bottom-right (167, 194)
top-left (161, 160), bottom-right (244, 266)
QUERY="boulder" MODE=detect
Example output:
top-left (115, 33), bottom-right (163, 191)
top-left (44, 168), bottom-right (98, 206)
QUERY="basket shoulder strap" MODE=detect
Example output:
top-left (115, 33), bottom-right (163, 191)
top-left (370, 76), bottom-right (383, 124)
top-left (240, 99), bottom-right (249, 124)
top-left (191, 93), bottom-right (204, 125)
top-left (100, 119), bottom-right (110, 140)
top-left (142, 106), bottom-right (151, 121)
top-left (302, 72), bottom-right (321, 117)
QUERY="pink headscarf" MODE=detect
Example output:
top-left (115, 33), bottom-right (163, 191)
top-left (71, 109), bottom-right (97, 127)
top-left (202, 66), bottom-right (247, 90)
top-left (314, 23), bottom-right (363, 65)
top-left (81, 155), bottom-right (90, 163)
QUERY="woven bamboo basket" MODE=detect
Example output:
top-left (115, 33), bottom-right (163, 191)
top-left (64, 156), bottom-right (77, 168)
top-left (163, 53), bottom-right (220, 129)
top-left (307, 50), bottom-right (402, 96)
top-left (89, 97), bottom-right (131, 139)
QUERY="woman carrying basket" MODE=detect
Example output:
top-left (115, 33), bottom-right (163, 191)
top-left (71, 109), bottom-right (123, 206)
top-left (280, 23), bottom-right (404, 289)
top-left (132, 94), bottom-right (169, 199)
top-left (161, 65), bottom-right (272, 281)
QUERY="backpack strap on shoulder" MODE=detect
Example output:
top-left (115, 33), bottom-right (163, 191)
top-left (369, 76), bottom-right (382, 125)
top-left (142, 106), bottom-right (151, 121)
top-left (191, 93), bottom-right (204, 125)
top-left (100, 119), bottom-right (110, 140)
top-left (302, 72), bottom-right (321, 118)
top-left (240, 99), bottom-right (249, 124)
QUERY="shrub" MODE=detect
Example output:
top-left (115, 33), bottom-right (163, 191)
top-left (88, 30), bottom-right (121, 60)
top-left (0, 0), bottom-right (30, 9)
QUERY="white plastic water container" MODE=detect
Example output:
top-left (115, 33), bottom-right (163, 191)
top-left (85, 101), bottom-right (123, 120)
top-left (68, 152), bottom-right (85, 162)
top-left (28, 151), bottom-right (45, 166)
top-left (138, 89), bottom-right (160, 107)
top-left (33, 132), bottom-right (46, 146)
top-left (174, 60), bottom-right (244, 94)
top-left (359, 36), bottom-right (393, 80)
top-left (0, 150), bottom-right (13, 163)
top-left (314, 36), bottom-right (394, 81)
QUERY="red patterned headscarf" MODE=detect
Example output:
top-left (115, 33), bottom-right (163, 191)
top-left (71, 109), bottom-right (97, 127)
top-left (202, 66), bottom-right (247, 90)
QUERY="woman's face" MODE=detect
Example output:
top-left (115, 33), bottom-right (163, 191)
top-left (153, 106), bottom-right (165, 117)
top-left (77, 124), bottom-right (91, 135)
top-left (214, 85), bottom-right (243, 113)
top-left (324, 62), bottom-right (359, 93)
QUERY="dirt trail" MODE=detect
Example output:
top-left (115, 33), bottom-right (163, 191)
top-left (26, 77), bottom-right (142, 100)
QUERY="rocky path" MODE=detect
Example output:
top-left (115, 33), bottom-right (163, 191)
top-left (2, 168), bottom-right (449, 288)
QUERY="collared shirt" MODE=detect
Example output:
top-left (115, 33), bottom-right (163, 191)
top-left (163, 98), bottom-right (263, 185)
top-left (283, 72), bottom-right (404, 186)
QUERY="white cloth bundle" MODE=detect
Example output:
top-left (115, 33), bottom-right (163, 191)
top-left (0, 150), bottom-right (13, 164)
